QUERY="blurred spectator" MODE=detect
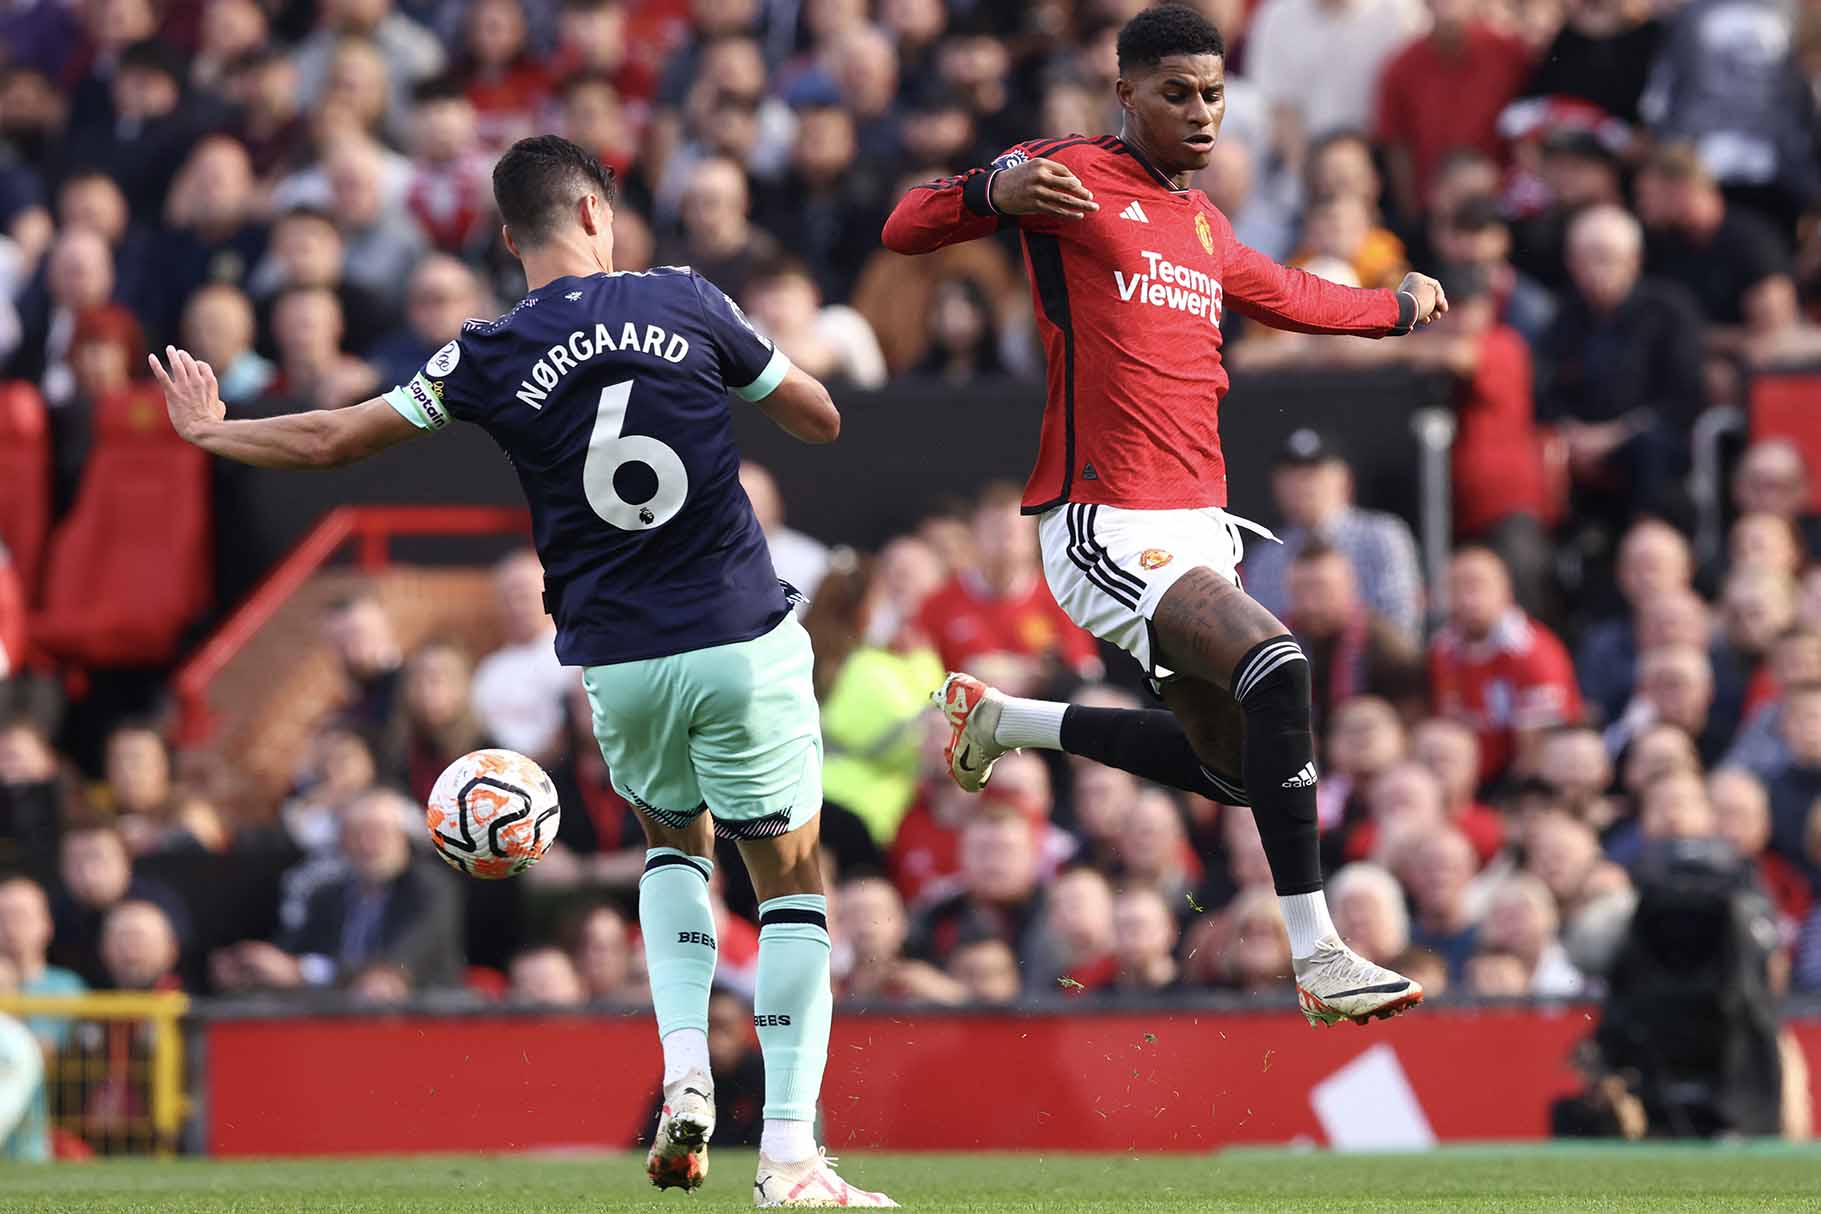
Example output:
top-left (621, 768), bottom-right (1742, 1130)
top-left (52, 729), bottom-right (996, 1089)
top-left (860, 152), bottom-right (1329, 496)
top-left (1603, 644), bottom-right (1721, 765)
top-left (1112, 789), bottom-right (1200, 908)
top-left (322, 592), bottom-right (405, 731)
top-left (1209, 887), bottom-right (1293, 994)
top-left (1464, 949), bottom-right (1530, 996)
top-left (0, 720), bottom-right (62, 884)
top-left (97, 899), bottom-right (181, 991)
top-left (657, 156), bottom-right (778, 302)
top-left (181, 284), bottom-right (273, 405)
top-left (1394, 945), bottom-right (1449, 998)
top-left (1480, 874), bottom-right (1584, 995)
top-left (699, 988), bottom-right (765, 1145)
top-left (221, 49), bottom-right (310, 181)
top-left (262, 286), bottom-right (379, 414)
top-left (457, 0), bottom-right (553, 150)
top-left (1635, 144), bottom-right (1797, 342)
top-left (325, 137), bottom-right (432, 312)
top-left (913, 276), bottom-right (1005, 382)
top-left (293, 0), bottom-right (446, 134)
top-left (64, 39), bottom-right (215, 219)
top-left (404, 79), bottom-right (498, 261)
top-left (193, 0), bottom-right (270, 91)
top-left (893, 749), bottom-right (1064, 906)
top-left (470, 550), bottom-right (576, 762)
top-left (738, 461), bottom-right (830, 602)
top-left (213, 789), bottom-right (463, 992)
top-left (380, 640), bottom-right (492, 804)
top-left (1286, 539), bottom-right (1426, 728)
top-left (151, 134), bottom-right (266, 343)
top-left (1109, 887), bottom-right (1181, 994)
top-left (1430, 193), bottom-right (1557, 341)
top-left (1411, 718), bottom-right (1509, 860)
top-left (51, 303), bottom-right (149, 512)
top-left (366, 251), bottom-right (484, 389)
top-left (751, 103), bottom-right (882, 303)
top-left (1766, 682), bottom-right (1821, 870)
top-left (742, 256), bottom-right (887, 390)
top-left (1634, 769), bottom-right (1718, 851)
top-left (832, 875), bottom-right (961, 1003)
top-left (1247, 0), bottom-right (1424, 151)
top-left (1709, 766), bottom-right (1810, 931)
top-left (562, 902), bottom-right (632, 1001)
top-left (805, 552), bottom-right (942, 851)
top-left (1328, 860), bottom-right (1411, 964)
top-left (1536, 205), bottom-right (1706, 532)
top-left (249, 208), bottom-right (392, 353)
top-left (508, 945), bottom-right (586, 1005)
top-left (1639, 0), bottom-right (1818, 226)
top-left (1575, 519), bottom-right (1696, 725)
top-left (1729, 514), bottom-right (1804, 582)
top-left (1506, 0), bottom-right (1662, 131)
top-left (1404, 827), bottom-right (1481, 978)
top-left (556, 71), bottom-right (638, 184)
top-left (0, 876), bottom-right (86, 1026)
top-left (49, 819), bottom-right (192, 986)
top-left (1243, 429), bottom-right (1423, 643)
top-left (1733, 440), bottom-right (1821, 556)
top-left (945, 935), bottom-right (1021, 1004)
top-left (907, 809), bottom-right (1044, 967)
top-left (1431, 547), bottom-right (1582, 783)
top-left (913, 483), bottom-right (1098, 694)
top-left (1725, 627), bottom-right (1821, 780)
top-left (1376, 0), bottom-right (1533, 222)
top-left (1293, 188), bottom-right (1407, 290)
top-left (280, 724), bottom-right (378, 855)
top-left (1346, 760), bottom-right (1451, 870)
top-left (1714, 567), bottom-right (1797, 708)
top-left (1619, 721), bottom-right (1703, 814)
top-left (1318, 694), bottom-right (1407, 831)
top-left (13, 227), bottom-right (114, 405)
top-left (1031, 866), bottom-right (1117, 992)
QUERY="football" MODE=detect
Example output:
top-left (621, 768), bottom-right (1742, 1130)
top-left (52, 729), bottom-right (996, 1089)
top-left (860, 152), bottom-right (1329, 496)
top-left (425, 748), bottom-right (561, 879)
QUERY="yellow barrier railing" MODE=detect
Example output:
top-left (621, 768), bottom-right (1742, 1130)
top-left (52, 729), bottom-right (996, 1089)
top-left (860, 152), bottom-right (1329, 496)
top-left (0, 992), bottom-right (190, 1157)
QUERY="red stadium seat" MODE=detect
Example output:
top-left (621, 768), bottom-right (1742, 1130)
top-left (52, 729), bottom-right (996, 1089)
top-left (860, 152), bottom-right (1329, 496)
top-left (1749, 371), bottom-right (1821, 511)
top-left (29, 387), bottom-right (212, 668)
top-left (0, 382), bottom-right (51, 599)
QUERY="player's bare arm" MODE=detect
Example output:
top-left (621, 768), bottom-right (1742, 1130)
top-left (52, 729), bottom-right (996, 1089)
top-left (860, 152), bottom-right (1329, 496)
top-left (150, 345), bottom-right (422, 468)
top-left (756, 364), bottom-right (841, 444)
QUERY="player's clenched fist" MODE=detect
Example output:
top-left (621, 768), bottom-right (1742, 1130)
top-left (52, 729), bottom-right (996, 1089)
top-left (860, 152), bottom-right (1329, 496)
top-left (1398, 272), bottom-right (1449, 327)
top-left (988, 158), bottom-right (1099, 221)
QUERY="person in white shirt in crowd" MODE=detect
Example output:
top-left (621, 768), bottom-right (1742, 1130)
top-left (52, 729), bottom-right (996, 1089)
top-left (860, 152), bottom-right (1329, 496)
top-left (470, 549), bottom-right (579, 763)
top-left (1245, 0), bottom-right (1425, 159)
top-left (742, 257), bottom-right (887, 391)
top-left (739, 461), bottom-right (829, 604)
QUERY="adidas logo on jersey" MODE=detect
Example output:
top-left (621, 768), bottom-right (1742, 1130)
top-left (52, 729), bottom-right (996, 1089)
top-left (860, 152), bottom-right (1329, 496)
top-left (1282, 762), bottom-right (1318, 789)
top-left (1120, 201), bottom-right (1150, 223)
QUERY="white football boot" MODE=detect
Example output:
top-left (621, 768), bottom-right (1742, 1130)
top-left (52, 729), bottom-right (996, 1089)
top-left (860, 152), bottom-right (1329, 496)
top-left (646, 1069), bottom-right (714, 1191)
top-left (1293, 937), bottom-right (1424, 1027)
top-left (754, 1150), bottom-right (898, 1208)
top-left (932, 672), bottom-right (1009, 794)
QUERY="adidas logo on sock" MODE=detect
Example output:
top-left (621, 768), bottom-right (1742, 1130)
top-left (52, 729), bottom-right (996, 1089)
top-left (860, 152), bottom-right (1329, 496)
top-left (1282, 762), bottom-right (1318, 789)
top-left (1120, 201), bottom-right (1149, 223)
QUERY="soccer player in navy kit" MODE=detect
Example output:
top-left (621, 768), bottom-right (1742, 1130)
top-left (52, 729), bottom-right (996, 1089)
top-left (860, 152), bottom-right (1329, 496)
top-left (885, 5), bottom-right (1445, 1027)
top-left (151, 136), bottom-right (894, 1208)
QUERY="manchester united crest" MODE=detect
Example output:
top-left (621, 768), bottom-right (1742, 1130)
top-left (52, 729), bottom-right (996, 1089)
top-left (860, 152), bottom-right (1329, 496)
top-left (1140, 548), bottom-right (1174, 570)
top-left (1194, 212), bottom-right (1213, 256)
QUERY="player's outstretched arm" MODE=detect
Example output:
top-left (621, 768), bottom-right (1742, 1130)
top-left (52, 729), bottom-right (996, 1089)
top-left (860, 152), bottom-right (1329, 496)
top-left (754, 364), bottom-right (840, 444)
top-left (1224, 222), bottom-right (1448, 337)
top-left (150, 346), bottom-right (424, 468)
top-left (882, 154), bottom-right (1096, 254)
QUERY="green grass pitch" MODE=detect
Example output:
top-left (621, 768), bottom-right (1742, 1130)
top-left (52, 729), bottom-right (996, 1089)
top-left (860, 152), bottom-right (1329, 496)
top-left (1, 1145), bottom-right (1816, 1212)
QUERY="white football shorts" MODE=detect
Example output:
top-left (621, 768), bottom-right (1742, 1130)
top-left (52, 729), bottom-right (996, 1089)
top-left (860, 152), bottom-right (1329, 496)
top-left (1037, 501), bottom-right (1277, 681)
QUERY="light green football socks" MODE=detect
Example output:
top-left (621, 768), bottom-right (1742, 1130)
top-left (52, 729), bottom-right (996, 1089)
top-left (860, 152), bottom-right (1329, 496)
top-left (640, 848), bottom-right (718, 1082)
top-left (754, 892), bottom-right (832, 1154)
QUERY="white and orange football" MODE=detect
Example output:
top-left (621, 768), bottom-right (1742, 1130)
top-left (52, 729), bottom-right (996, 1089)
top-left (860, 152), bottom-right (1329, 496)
top-left (425, 748), bottom-right (561, 879)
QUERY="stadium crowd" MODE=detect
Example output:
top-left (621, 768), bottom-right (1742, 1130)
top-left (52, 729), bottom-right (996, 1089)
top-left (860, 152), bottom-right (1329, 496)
top-left (0, 0), bottom-right (1820, 1148)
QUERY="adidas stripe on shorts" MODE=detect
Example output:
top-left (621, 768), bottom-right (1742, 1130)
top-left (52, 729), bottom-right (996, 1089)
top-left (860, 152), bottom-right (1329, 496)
top-left (1037, 502), bottom-right (1276, 683)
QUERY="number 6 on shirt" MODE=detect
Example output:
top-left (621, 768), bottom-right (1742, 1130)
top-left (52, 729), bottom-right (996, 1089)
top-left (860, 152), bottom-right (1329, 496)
top-left (583, 379), bottom-right (689, 530)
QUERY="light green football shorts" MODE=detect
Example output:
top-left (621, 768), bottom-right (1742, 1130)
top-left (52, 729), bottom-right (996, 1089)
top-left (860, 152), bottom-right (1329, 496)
top-left (582, 613), bottom-right (823, 840)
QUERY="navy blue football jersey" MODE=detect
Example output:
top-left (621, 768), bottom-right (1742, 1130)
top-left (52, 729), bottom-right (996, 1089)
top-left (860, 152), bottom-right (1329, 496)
top-left (382, 267), bottom-right (794, 667)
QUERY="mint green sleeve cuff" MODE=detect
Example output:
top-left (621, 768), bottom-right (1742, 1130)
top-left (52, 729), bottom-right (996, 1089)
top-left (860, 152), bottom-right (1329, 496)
top-left (382, 374), bottom-right (451, 431)
top-left (732, 345), bottom-right (791, 402)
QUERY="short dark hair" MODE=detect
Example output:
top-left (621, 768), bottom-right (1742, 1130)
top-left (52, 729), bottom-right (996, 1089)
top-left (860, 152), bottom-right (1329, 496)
top-left (1116, 3), bottom-right (1224, 75)
top-left (412, 73), bottom-right (469, 106)
top-left (491, 135), bottom-right (616, 248)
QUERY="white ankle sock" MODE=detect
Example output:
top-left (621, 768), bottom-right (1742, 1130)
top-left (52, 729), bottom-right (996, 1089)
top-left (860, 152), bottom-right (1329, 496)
top-left (761, 1118), bottom-right (817, 1162)
top-left (661, 1027), bottom-right (710, 1086)
top-left (992, 697), bottom-right (1066, 749)
top-left (1279, 892), bottom-right (1338, 958)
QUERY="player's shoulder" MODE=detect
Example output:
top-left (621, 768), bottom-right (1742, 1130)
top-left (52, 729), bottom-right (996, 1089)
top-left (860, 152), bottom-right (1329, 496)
top-left (995, 134), bottom-right (1125, 172)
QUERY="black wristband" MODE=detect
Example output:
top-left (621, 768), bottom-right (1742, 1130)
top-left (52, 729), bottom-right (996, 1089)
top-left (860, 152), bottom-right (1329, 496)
top-left (963, 168), bottom-right (999, 217)
top-left (1391, 289), bottom-right (1418, 335)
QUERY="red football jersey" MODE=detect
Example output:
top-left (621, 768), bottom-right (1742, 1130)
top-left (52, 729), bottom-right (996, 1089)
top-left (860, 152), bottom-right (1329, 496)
top-left (912, 572), bottom-right (1100, 675)
top-left (1430, 609), bottom-right (1582, 781)
top-left (884, 136), bottom-right (1416, 512)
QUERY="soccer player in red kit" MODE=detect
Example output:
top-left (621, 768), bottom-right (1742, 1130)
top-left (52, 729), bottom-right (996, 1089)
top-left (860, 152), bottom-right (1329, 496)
top-left (883, 4), bottom-right (1446, 1026)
